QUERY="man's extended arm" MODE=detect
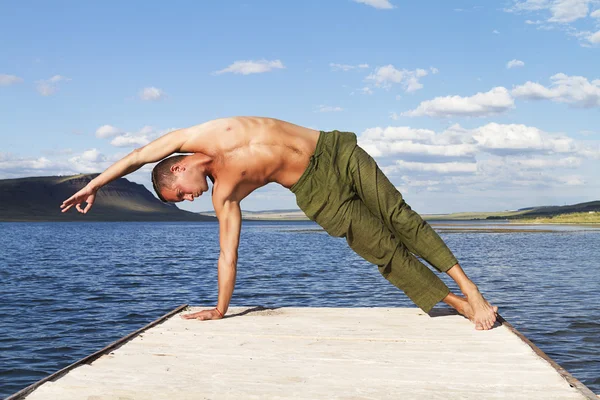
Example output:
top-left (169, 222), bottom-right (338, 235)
top-left (182, 198), bottom-right (241, 321)
top-left (60, 128), bottom-right (190, 214)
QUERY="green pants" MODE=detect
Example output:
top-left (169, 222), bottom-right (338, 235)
top-left (290, 130), bottom-right (458, 312)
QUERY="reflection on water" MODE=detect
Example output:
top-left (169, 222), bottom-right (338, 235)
top-left (0, 221), bottom-right (599, 396)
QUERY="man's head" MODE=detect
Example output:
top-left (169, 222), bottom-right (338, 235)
top-left (151, 154), bottom-right (210, 203)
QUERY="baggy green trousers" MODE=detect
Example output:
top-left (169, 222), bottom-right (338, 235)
top-left (290, 130), bottom-right (458, 313)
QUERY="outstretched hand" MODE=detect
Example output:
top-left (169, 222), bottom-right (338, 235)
top-left (181, 309), bottom-right (224, 321)
top-left (60, 185), bottom-right (97, 214)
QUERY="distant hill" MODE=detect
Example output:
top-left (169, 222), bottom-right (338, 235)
top-left (423, 200), bottom-right (600, 221)
top-left (507, 201), bottom-right (600, 219)
top-left (0, 174), bottom-right (217, 222)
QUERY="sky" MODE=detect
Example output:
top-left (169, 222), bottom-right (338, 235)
top-left (1, 0), bottom-right (599, 214)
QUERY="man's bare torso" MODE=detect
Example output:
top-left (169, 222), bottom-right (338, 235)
top-left (181, 116), bottom-right (320, 202)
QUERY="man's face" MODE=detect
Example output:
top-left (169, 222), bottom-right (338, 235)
top-left (161, 165), bottom-right (209, 203)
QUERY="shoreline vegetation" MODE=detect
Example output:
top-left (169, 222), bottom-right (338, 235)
top-left (511, 212), bottom-right (600, 225)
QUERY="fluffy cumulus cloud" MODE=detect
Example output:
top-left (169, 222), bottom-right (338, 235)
top-left (507, 59), bottom-right (525, 68)
top-left (0, 74), bottom-right (23, 86)
top-left (365, 65), bottom-right (435, 93)
top-left (471, 123), bottom-right (576, 154)
top-left (97, 125), bottom-right (177, 148)
top-left (353, 0), bottom-right (395, 9)
top-left (330, 63), bottom-right (369, 71)
top-left (512, 73), bottom-right (600, 107)
top-left (139, 87), bottom-right (167, 101)
top-left (402, 87), bottom-right (515, 118)
top-left (0, 150), bottom-right (109, 178)
top-left (36, 75), bottom-right (70, 96)
top-left (0, 153), bottom-right (56, 177)
top-left (95, 125), bottom-right (122, 138)
top-left (213, 59), bottom-right (285, 75)
top-left (356, 122), bottom-right (592, 193)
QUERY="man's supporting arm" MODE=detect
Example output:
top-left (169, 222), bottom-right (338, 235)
top-left (215, 199), bottom-right (242, 316)
top-left (181, 198), bottom-right (241, 321)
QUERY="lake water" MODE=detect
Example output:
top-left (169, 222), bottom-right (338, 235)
top-left (1, 221), bottom-right (599, 397)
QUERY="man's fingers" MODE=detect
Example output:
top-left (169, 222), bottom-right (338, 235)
top-left (83, 201), bottom-right (93, 213)
top-left (61, 204), bottom-right (74, 213)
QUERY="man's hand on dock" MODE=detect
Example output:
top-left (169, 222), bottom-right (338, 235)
top-left (181, 309), bottom-right (224, 321)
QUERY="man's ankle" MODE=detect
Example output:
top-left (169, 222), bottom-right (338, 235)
top-left (461, 281), bottom-right (479, 296)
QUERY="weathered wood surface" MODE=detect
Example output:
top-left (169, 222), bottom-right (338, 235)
top-left (17, 307), bottom-right (596, 399)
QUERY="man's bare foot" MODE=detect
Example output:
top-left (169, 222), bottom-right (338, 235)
top-left (443, 292), bottom-right (498, 330)
top-left (462, 286), bottom-right (498, 330)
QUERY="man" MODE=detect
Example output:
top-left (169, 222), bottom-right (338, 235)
top-left (61, 116), bottom-right (498, 330)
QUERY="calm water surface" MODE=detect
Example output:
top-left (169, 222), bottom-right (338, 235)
top-left (1, 221), bottom-right (599, 397)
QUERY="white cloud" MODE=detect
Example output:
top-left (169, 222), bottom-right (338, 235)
top-left (139, 87), bottom-right (167, 101)
top-left (0, 154), bottom-right (55, 173)
top-left (36, 75), bottom-right (70, 96)
top-left (365, 65), bottom-right (434, 92)
top-left (472, 123), bottom-right (576, 154)
top-left (111, 134), bottom-right (151, 147)
top-left (95, 125), bottom-right (122, 138)
top-left (213, 59), bottom-right (285, 75)
top-left (68, 149), bottom-right (109, 173)
top-left (401, 176), bottom-right (440, 187)
top-left (548, 0), bottom-right (591, 22)
top-left (507, 0), bottom-right (597, 45)
top-left (588, 30), bottom-right (600, 43)
top-left (493, 30), bottom-right (500, 34)
top-left (353, 0), bottom-right (395, 9)
top-left (356, 122), bottom-right (583, 188)
top-left (512, 156), bottom-right (581, 169)
top-left (507, 0), bottom-right (591, 23)
top-left (0, 74), bottom-right (23, 86)
top-left (316, 105), bottom-right (343, 113)
top-left (512, 73), bottom-right (600, 107)
top-left (360, 87), bottom-right (374, 95)
top-left (384, 160), bottom-right (478, 174)
top-left (330, 63), bottom-right (369, 71)
top-left (507, 59), bottom-right (525, 68)
top-left (430, 67), bottom-right (439, 74)
top-left (360, 126), bottom-right (435, 142)
top-left (107, 126), bottom-right (177, 148)
top-left (358, 126), bottom-right (477, 158)
top-left (402, 87), bottom-right (515, 118)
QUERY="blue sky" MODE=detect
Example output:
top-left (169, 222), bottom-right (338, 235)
top-left (1, 0), bottom-right (599, 214)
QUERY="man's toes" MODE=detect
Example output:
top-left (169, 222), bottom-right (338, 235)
top-left (492, 306), bottom-right (499, 314)
top-left (475, 322), bottom-right (484, 330)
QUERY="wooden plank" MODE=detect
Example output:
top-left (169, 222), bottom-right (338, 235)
top-left (497, 314), bottom-right (598, 400)
top-left (5, 304), bottom-right (188, 400)
top-left (11, 307), bottom-right (598, 399)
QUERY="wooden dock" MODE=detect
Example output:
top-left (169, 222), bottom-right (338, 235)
top-left (9, 306), bottom-right (597, 399)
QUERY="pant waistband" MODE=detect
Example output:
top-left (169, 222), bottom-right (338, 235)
top-left (290, 130), bottom-right (325, 194)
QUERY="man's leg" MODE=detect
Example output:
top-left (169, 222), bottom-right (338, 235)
top-left (347, 145), bottom-right (498, 330)
top-left (335, 197), bottom-right (451, 314)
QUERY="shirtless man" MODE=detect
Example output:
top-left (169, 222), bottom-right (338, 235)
top-left (60, 116), bottom-right (498, 330)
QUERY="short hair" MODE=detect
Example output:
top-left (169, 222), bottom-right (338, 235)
top-left (151, 154), bottom-right (189, 202)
